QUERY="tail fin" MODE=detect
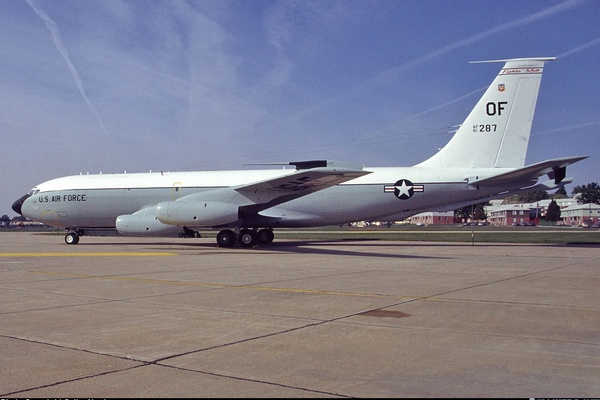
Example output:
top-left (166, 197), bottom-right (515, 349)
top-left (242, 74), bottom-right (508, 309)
top-left (416, 57), bottom-right (556, 169)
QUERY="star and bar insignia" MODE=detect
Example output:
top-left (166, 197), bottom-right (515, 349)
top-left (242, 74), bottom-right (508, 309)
top-left (383, 179), bottom-right (424, 200)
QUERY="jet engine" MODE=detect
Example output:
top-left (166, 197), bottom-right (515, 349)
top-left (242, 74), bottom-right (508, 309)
top-left (156, 201), bottom-right (239, 227)
top-left (116, 206), bottom-right (183, 236)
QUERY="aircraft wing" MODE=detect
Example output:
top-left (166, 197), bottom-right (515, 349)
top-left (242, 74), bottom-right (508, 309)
top-left (236, 160), bottom-right (371, 216)
top-left (149, 160), bottom-right (370, 228)
top-left (468, 156), bottom-right (588, 187)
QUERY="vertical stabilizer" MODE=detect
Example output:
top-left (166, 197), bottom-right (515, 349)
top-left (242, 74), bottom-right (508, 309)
top-left (416, 57), bottom-right (555, 168)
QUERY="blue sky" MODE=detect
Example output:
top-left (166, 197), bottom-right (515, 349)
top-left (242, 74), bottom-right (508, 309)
top-left (1, 0), bottom-right (599, 217)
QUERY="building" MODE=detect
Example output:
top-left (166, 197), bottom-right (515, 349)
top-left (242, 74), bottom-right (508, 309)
top-left (560, 203), bottom-right (600, 227)
top-left (407, 197), bottom-right (599, 227)
top-left (486, 198), bottom-right (599, 227)
top-left (487, 204), bottom-right (540, 226)
top-left (410, 211), bottom-right (457, 226)
top-left (370, 197), bottom-right (598, 227)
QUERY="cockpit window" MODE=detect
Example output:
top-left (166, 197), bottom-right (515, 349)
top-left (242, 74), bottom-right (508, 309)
top-left (28, 188), bottom-right (40, 196)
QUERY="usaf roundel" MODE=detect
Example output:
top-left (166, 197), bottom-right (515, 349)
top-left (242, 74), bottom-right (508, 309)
top-left (384, 179), bottom-right (424, 200)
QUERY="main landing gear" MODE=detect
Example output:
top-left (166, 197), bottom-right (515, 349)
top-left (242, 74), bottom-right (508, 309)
top-left (216, 228), bottom-right (274, 248)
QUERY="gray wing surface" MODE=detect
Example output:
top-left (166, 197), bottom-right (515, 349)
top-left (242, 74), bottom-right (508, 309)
top-left (235, 160), bottom-right (370, 216)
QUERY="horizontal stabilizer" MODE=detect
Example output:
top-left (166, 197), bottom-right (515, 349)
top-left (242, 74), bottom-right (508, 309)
top-left (529, 177), bottom-right (574, 191)
top-left (469, 57), bottom-right (557, 64)
top-left (432, 176), bottom-right (575, 213)
top-left (468, 156), bottom-right (588, 187)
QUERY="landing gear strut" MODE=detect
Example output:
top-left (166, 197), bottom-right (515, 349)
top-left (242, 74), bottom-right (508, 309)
top-left (216, 228), bottom-right (274, 248)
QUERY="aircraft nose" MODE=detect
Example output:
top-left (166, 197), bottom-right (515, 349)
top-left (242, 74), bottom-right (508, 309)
top-left (11, 194), bottom-right (30, 216)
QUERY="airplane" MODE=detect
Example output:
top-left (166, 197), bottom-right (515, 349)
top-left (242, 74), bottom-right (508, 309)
top-left (12, 57), bottom-right (587, 248)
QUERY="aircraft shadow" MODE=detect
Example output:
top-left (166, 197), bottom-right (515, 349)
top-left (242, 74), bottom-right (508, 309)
top-left (78, 239), bottom-right (451, 260)
top-left (73, 237), bottom-right (583, 259)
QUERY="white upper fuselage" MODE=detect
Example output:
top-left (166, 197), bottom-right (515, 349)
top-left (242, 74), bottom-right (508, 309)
top-left (21, 165), bottom-right (517, 229)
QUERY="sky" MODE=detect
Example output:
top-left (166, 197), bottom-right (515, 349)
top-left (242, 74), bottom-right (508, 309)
top-left (1, 0), bottom-right (599, 217)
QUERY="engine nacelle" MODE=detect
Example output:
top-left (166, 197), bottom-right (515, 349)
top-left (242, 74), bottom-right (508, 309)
top-left (156, 201), bottom-right (239, 226)
top-left (116, 208), bottom-right (183, 236)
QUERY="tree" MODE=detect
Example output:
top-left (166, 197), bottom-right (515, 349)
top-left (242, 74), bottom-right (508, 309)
top-left (554, 186), bottom-right (568, 197)
top-left (545, 199), bottom-right (561, 225)
top-left (0, 214), bottom-right (10, 227)
top-left (516, 190), bottom-right (549, 203)
top-left (572, 182), bottom-right (600, 205)
top-left (454, 202), bottom-right (488, 223)
top-left (503, 191), bottom-right (548, 204)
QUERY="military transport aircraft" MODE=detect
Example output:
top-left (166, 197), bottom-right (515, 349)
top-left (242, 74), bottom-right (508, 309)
top-left (12, 57), bottom-right (587, 247)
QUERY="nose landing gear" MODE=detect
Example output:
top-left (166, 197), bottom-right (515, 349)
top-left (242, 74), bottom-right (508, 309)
top-left (64, 229), bottom-right (84, 245)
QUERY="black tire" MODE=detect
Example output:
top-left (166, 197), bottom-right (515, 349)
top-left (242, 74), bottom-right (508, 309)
top-left (256, 228), bottom-right (274, 246)
top-left (65, 232), bottom-right (79, 245)
top-left (238, 229), bottom-right (256, 247)
top-left (216, 229), bottom-right (236, 247)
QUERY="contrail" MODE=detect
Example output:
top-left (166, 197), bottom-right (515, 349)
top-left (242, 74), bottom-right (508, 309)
top-left (369, 0), bottom-right (586, 88)
top-left (411, 86), bottom-right (487, 119)
top-left (261, 0), bottom-right (586, 131)
top-left (26, 0), bottom-right (109, 135)
top-left (533, 121), bottom-right (600, 136)
top-left (558, 37), bottom-right (600, 58)
top-left (358, 0), bottom-right (588, 127)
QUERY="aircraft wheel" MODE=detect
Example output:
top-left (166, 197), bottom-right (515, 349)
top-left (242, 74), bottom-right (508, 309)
top-left (238, 229), bottom-right (256, 247)
top-left (216, 229), bottom-right (236, 247)
top-left (256, 228), bottom-right (274, 246)
top-left (65, 232), bottom-right (80, 245)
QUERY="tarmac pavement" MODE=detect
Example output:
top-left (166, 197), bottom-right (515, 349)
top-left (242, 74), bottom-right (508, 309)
top-left (1, 232), bottom-right (599, 397)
